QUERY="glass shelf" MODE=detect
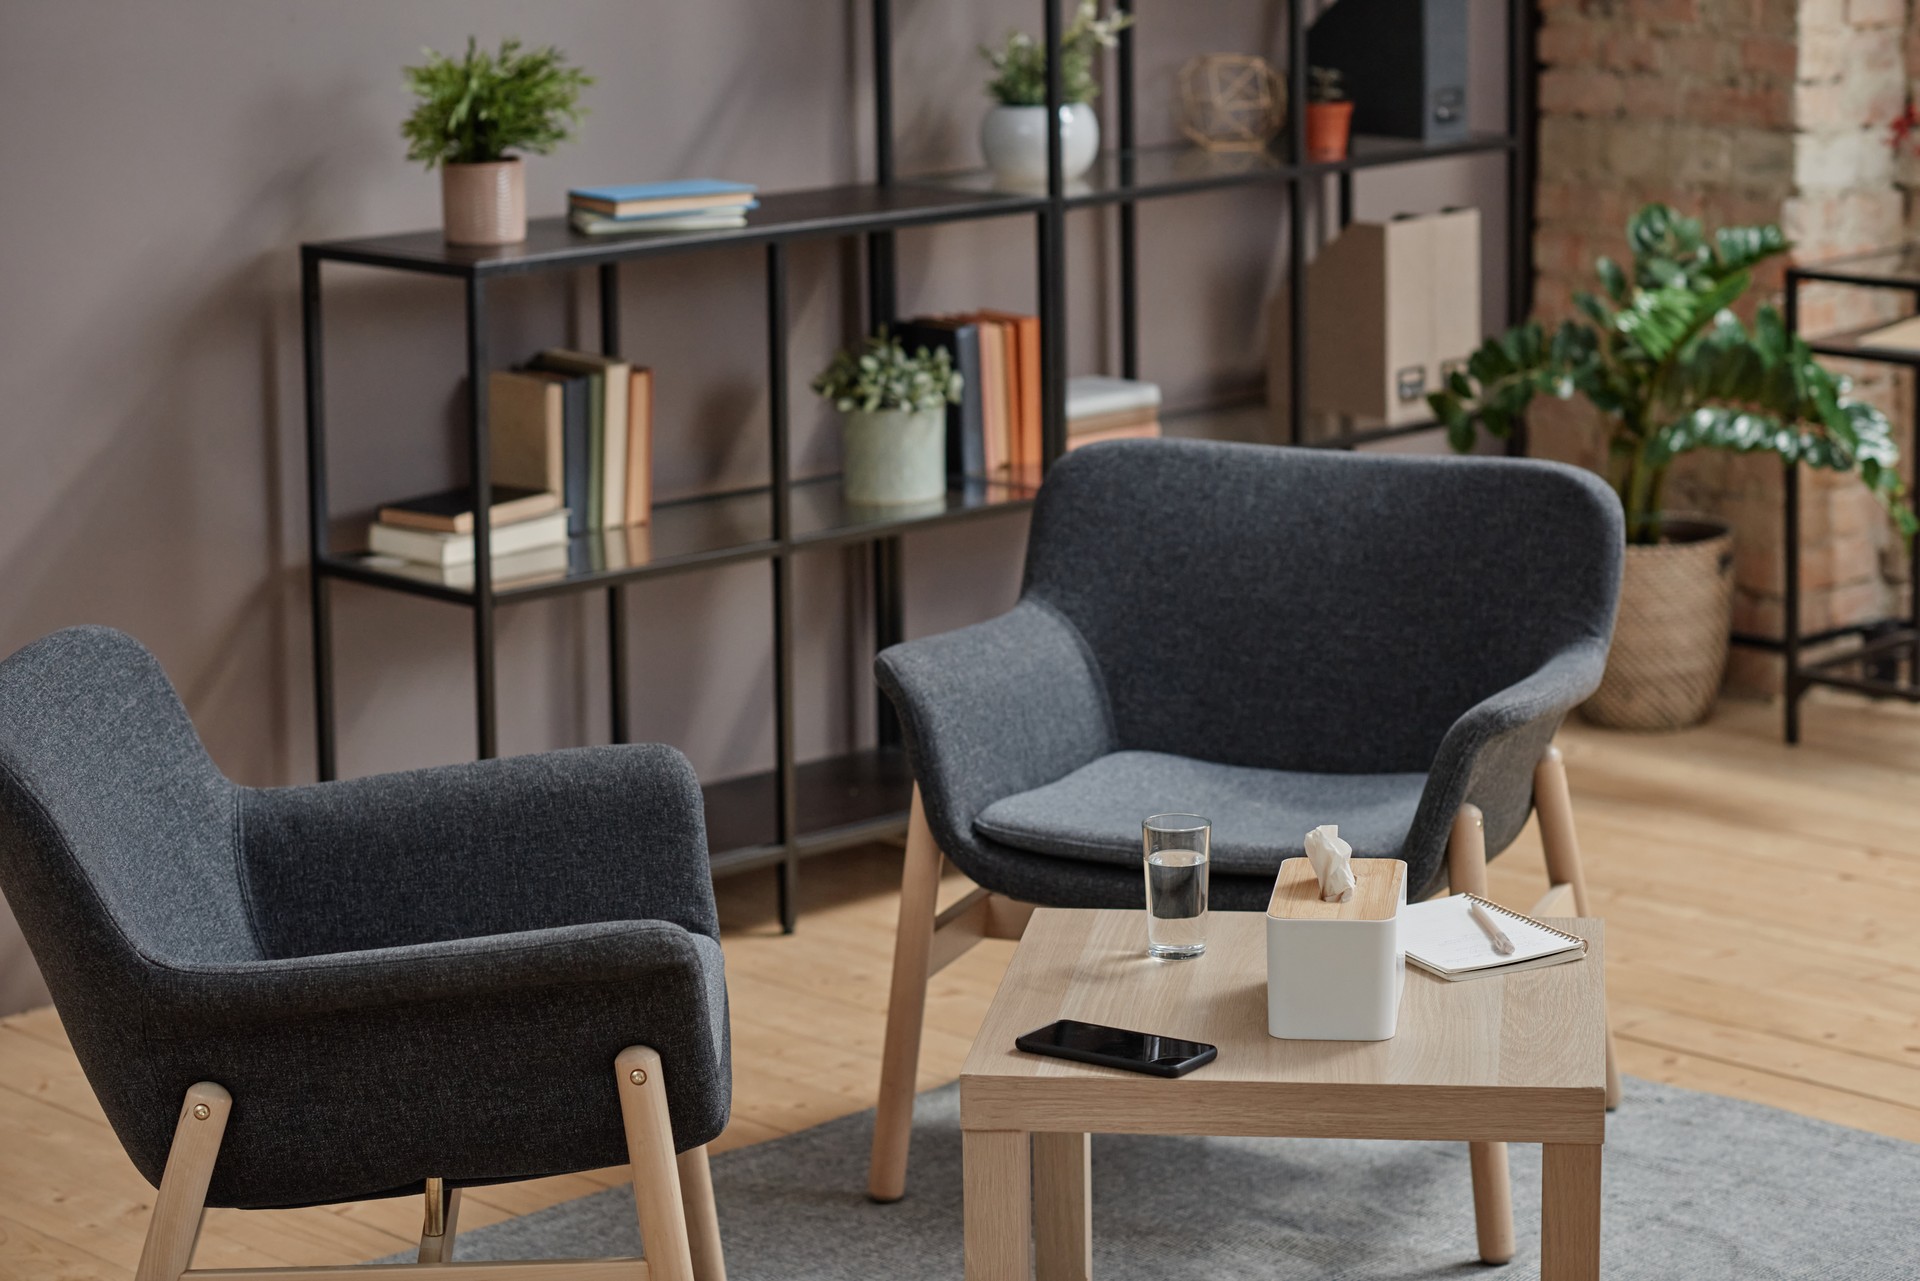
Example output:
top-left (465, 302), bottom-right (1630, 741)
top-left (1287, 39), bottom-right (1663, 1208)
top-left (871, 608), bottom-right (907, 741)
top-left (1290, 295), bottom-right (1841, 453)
top-left (320, 474), bottom-right (1037, 603)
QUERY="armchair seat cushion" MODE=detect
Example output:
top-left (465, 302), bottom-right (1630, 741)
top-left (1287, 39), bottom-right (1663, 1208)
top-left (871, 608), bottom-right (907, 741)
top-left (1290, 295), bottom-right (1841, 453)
top-left (974, 750), bottom-right (1426, 876)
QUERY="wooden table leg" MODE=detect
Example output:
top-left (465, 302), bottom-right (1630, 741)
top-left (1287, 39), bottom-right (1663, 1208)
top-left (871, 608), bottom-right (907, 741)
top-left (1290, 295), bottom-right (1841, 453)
top-left (964, 1130), bottom-right (1032, 1281)
top-left (1541, 1143), bottom-right (1602, 1281)
top-left (1033, 1132), bottom-right (1091, 1281)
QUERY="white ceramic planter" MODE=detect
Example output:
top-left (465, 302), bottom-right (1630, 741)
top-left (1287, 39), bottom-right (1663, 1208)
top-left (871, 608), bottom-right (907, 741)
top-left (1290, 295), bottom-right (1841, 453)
top-left (441, 159), bottom-right (526, 246)
top-left (1266, 857), bottom-right (1407, 1042)
top-left (842, 408), bottom-right (947, 505)
top-left (979, 103), bottom-right (1100, 188)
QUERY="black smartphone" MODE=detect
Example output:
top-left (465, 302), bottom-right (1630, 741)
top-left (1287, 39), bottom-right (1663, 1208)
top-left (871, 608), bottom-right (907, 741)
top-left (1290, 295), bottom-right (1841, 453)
top-left (1014, 1018), bottom-right (1217, 1078)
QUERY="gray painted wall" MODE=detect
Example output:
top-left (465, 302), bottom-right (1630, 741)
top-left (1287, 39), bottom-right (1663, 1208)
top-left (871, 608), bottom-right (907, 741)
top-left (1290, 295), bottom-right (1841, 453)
top-left (0, 0), bottom-right (1505, 1013)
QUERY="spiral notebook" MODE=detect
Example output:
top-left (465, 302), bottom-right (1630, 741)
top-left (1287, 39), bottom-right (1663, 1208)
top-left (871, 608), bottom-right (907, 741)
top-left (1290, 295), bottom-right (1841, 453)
top-left (1400, 894), bottom-right (1588, 981)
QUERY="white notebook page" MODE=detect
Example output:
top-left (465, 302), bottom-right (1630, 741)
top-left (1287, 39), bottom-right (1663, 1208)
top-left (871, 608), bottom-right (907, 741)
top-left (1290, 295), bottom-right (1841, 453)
top-left (1400, 895), bottom-right (1585, 978)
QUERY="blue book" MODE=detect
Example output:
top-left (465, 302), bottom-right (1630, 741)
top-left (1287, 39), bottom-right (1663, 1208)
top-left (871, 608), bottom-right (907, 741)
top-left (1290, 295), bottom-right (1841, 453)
top-left (569, 180), bottom-right (757, 215)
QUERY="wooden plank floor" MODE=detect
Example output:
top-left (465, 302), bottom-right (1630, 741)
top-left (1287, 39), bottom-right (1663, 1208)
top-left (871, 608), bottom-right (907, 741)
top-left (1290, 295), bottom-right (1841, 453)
top-left (2, 693), bottom-right (1918, 1277)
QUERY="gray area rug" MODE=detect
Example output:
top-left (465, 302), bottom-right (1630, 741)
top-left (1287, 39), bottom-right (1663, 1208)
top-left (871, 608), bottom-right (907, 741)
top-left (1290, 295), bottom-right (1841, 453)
top-left (410, 1078), bottom-right (1920, 1278)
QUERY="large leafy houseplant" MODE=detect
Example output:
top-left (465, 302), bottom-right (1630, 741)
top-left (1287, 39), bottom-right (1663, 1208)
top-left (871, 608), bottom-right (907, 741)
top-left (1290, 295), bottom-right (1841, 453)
top-left (1428, 204), bottom-right (1912, 545)
top-left (402, 37), bottom-right (592, 168)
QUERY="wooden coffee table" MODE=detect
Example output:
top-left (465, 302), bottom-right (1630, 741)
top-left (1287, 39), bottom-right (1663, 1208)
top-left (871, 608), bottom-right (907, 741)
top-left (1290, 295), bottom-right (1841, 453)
top-left (959, 909), bottom-right (1607, 1280)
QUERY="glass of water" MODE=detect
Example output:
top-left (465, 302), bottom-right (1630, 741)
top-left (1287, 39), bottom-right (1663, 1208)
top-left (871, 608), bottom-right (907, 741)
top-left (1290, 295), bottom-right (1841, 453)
top-left (1143, 814), bottom-right (1209, 960)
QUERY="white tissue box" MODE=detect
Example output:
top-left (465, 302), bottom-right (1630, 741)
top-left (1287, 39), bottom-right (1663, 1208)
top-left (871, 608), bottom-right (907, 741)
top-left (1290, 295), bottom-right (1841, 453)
top-left (1266, 856), bottom-right (1407, 1041)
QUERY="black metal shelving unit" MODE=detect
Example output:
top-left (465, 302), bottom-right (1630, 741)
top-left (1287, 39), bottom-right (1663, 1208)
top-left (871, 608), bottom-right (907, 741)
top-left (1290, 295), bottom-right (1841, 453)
top-left (302, 0), bottom-right (1540, 930)
top-left (1754, 251), bottom-right (1920, 742)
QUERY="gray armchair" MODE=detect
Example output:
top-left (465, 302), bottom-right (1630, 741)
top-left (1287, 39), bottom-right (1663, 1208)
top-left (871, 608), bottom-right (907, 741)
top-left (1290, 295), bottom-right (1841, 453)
top-left (866, 440), bottom-right (1624, 1262)
top-left (0, 626), bottom-right (729, 1281)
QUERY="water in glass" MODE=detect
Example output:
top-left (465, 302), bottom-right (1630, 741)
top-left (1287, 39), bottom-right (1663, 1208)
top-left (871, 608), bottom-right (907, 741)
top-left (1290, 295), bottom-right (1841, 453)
top-left (1146, 847), bottom-right (1209, 958)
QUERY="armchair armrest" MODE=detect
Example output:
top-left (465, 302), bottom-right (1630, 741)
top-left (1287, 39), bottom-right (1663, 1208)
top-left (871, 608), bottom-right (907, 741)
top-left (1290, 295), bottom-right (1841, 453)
top-left (1404, 640), bottom-right (1611, 896)
top-left (241, 743), bottom-right (717, 957)
top-left (876, 599), bottom-right (1114, 856)
top-left (144, 918), bottom-right (717, 1032)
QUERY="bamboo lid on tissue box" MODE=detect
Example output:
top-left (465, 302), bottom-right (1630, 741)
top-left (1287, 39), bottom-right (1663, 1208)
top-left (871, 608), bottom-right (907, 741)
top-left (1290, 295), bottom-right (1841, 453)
top-left (1268, 855), bottom-right (1403, 921)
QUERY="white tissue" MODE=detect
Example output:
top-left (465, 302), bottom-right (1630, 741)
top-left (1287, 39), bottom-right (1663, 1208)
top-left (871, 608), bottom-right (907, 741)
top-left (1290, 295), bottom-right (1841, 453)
top-left (1304, 824), bottom-right (1357, 903)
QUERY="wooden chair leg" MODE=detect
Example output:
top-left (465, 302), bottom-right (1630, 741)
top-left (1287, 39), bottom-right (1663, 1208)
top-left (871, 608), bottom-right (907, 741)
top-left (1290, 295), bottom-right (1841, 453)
top-left (1535, 744), bottom-right (1624, 1111)
top-left (616, 1047), bottom-right (698, 1281)
top-left (135, 1081), bottom-right (231, 1281)
top-left (676, 1145), bottom-right (727, 1281)
top-left (1449, 805), bottom-right (1516, 1266)
top-left (867, 785), bottom-right (945, 1202)
top-left (416, 1179), bottom-right (461, 1263)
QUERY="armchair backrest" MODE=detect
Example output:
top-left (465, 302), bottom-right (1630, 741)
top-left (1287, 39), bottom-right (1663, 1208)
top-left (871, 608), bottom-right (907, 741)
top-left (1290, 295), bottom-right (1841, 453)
top-left (0, 627), bottom-right (259, 991)
top-left (1022, 440), bottom-right (1623, 774)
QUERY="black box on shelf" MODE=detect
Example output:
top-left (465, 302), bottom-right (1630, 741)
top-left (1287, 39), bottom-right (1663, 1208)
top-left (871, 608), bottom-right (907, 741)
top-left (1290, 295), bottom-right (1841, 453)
top-left (1308, 0), bottom-right (1469, 143)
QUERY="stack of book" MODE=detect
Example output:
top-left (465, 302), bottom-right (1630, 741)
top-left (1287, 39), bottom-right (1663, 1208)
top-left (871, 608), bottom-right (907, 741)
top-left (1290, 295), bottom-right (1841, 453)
top-left (1066, 375), bottom-right (1162, 450)
top-left (894, 311), bottom-right (1043, 484)
top-left (567, 181), bottom-right (759, 236)
top-left (366, 348), bottom-right (655, 588)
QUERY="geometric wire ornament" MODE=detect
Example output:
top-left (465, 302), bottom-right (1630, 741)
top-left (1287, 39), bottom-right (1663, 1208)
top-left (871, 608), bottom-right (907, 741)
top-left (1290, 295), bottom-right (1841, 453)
top-left (1177, 54), bottom-right (1287, 153)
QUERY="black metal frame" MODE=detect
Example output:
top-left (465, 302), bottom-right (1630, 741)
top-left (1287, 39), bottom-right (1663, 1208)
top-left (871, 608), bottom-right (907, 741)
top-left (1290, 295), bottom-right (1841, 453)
top-left (1747, 260), bottom-right (1920, 743)
top-left (301, 0), bottom-right (1541, 930)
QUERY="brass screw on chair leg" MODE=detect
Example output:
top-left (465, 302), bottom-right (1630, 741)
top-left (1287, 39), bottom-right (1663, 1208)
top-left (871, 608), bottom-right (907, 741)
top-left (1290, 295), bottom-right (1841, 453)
top-left (192, 1104), bottom-right (211, 1121)
top-left (629, 1068), bottom-right (648, 1086)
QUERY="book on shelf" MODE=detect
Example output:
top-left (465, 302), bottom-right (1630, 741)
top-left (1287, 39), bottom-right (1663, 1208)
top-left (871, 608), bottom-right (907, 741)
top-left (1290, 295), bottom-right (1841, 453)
top-left (376, 485), bottom-right (560, 534)
top-left (368, 508), bottom-right (571, 568)
top-left (531, 349), bottom-right (631, 534)
top-left (1067, 374), bottom-right (1162, 423)
top-left (973, 310), bottom-right (1042, 473)
top-left (626, 367), bottom-right (654, 526)
top-left (569, 208), bottom-right (754, 236)
top-left (895, 318), bottom-right (986, 480)
top-left (368, 542), bottom-right (572, 591)
top-left (1067, 401), bottom-right (1160, 437)
top-left (513, 367), bottom-right (592, 536)
top-left (1066, 419), bottom-right (1162, 450)
top-left (568, 180), bottom-right (757, 218)
top-left (972, 318), bottom-right (1010, 477)
top-left (488, 371), bottom-right (566, 501)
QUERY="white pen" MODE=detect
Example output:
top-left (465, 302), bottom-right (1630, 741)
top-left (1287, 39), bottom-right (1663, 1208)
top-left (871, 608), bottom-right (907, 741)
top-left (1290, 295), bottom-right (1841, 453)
top-left (1467, 897), bottom-right (1516, 956)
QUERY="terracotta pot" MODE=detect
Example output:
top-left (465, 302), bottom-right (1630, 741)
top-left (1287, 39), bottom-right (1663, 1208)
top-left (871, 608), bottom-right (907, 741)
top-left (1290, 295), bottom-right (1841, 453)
top-left (441, 159), bottom-right (526, 246)
top-left (1582, 517), bottom-right (1735, 732)
top-left (1305, 100), bottom-right (1354, 162)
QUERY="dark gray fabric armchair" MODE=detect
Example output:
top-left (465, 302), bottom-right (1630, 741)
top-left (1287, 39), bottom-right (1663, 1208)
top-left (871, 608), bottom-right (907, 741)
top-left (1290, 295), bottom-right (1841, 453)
top-left (0, 626), bottom-right (730, 1281)
top-left (866, 440), bottom-right (1624, 1244)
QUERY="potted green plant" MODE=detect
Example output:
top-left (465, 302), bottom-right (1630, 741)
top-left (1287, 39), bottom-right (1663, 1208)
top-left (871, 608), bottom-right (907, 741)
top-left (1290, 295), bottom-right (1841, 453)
top-left (812, 334), bottom-right (963, 506)
top-left (978, 0), bottom-right (1134, 188)
top-left (1430, 204), bottom-right (1912, 730)
top-left (402, 37), bottom-right (593, 246)
top-left (1305, 67), bottom-right (1353, 162)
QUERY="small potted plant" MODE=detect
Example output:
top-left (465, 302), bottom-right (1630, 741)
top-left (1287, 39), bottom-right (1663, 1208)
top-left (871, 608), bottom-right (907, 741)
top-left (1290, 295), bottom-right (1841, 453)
top-left (978, 0), bottom-right (1134, 188)
top-left (1429, 204), bottom-right (1913, 730)
top-left (402, 37), bottom-right (593, 246)
top-left (812, 334), bottom-right (962, 506)
top-left (1306, 67), bottom-right (1353, 162)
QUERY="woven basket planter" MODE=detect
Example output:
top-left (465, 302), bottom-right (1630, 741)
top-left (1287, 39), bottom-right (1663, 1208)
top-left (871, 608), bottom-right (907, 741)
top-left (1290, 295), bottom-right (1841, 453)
top-left (1583, 517), bottom-right (1735, 732)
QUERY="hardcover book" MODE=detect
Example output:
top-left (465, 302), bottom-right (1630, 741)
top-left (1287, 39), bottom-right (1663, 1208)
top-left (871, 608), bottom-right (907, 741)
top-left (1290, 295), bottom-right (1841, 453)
top-left (535, 349), bottom-right (632, 532)
top-left (517, 368), bottom-right (592, 536)
top-left (895, 319), bottom-right (985, 479)
top-left (488, 369), bottom-right (566, 499)
top-left (568, 180), bottom-right (757, 218)
top-left (376, 485), bottom-right (559, 535)
top-left (368, 509), bottom-right (571, 568)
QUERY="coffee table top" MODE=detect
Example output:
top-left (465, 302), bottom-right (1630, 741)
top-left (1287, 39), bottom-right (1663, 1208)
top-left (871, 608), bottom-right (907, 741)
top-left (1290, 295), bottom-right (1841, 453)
top-left (960, 909), bottom-right (1607, 1145)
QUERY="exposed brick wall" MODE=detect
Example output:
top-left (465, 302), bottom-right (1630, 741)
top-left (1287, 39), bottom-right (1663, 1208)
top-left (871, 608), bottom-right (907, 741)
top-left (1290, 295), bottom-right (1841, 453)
top-left (1531, 0), bottom-right (1913, 694)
